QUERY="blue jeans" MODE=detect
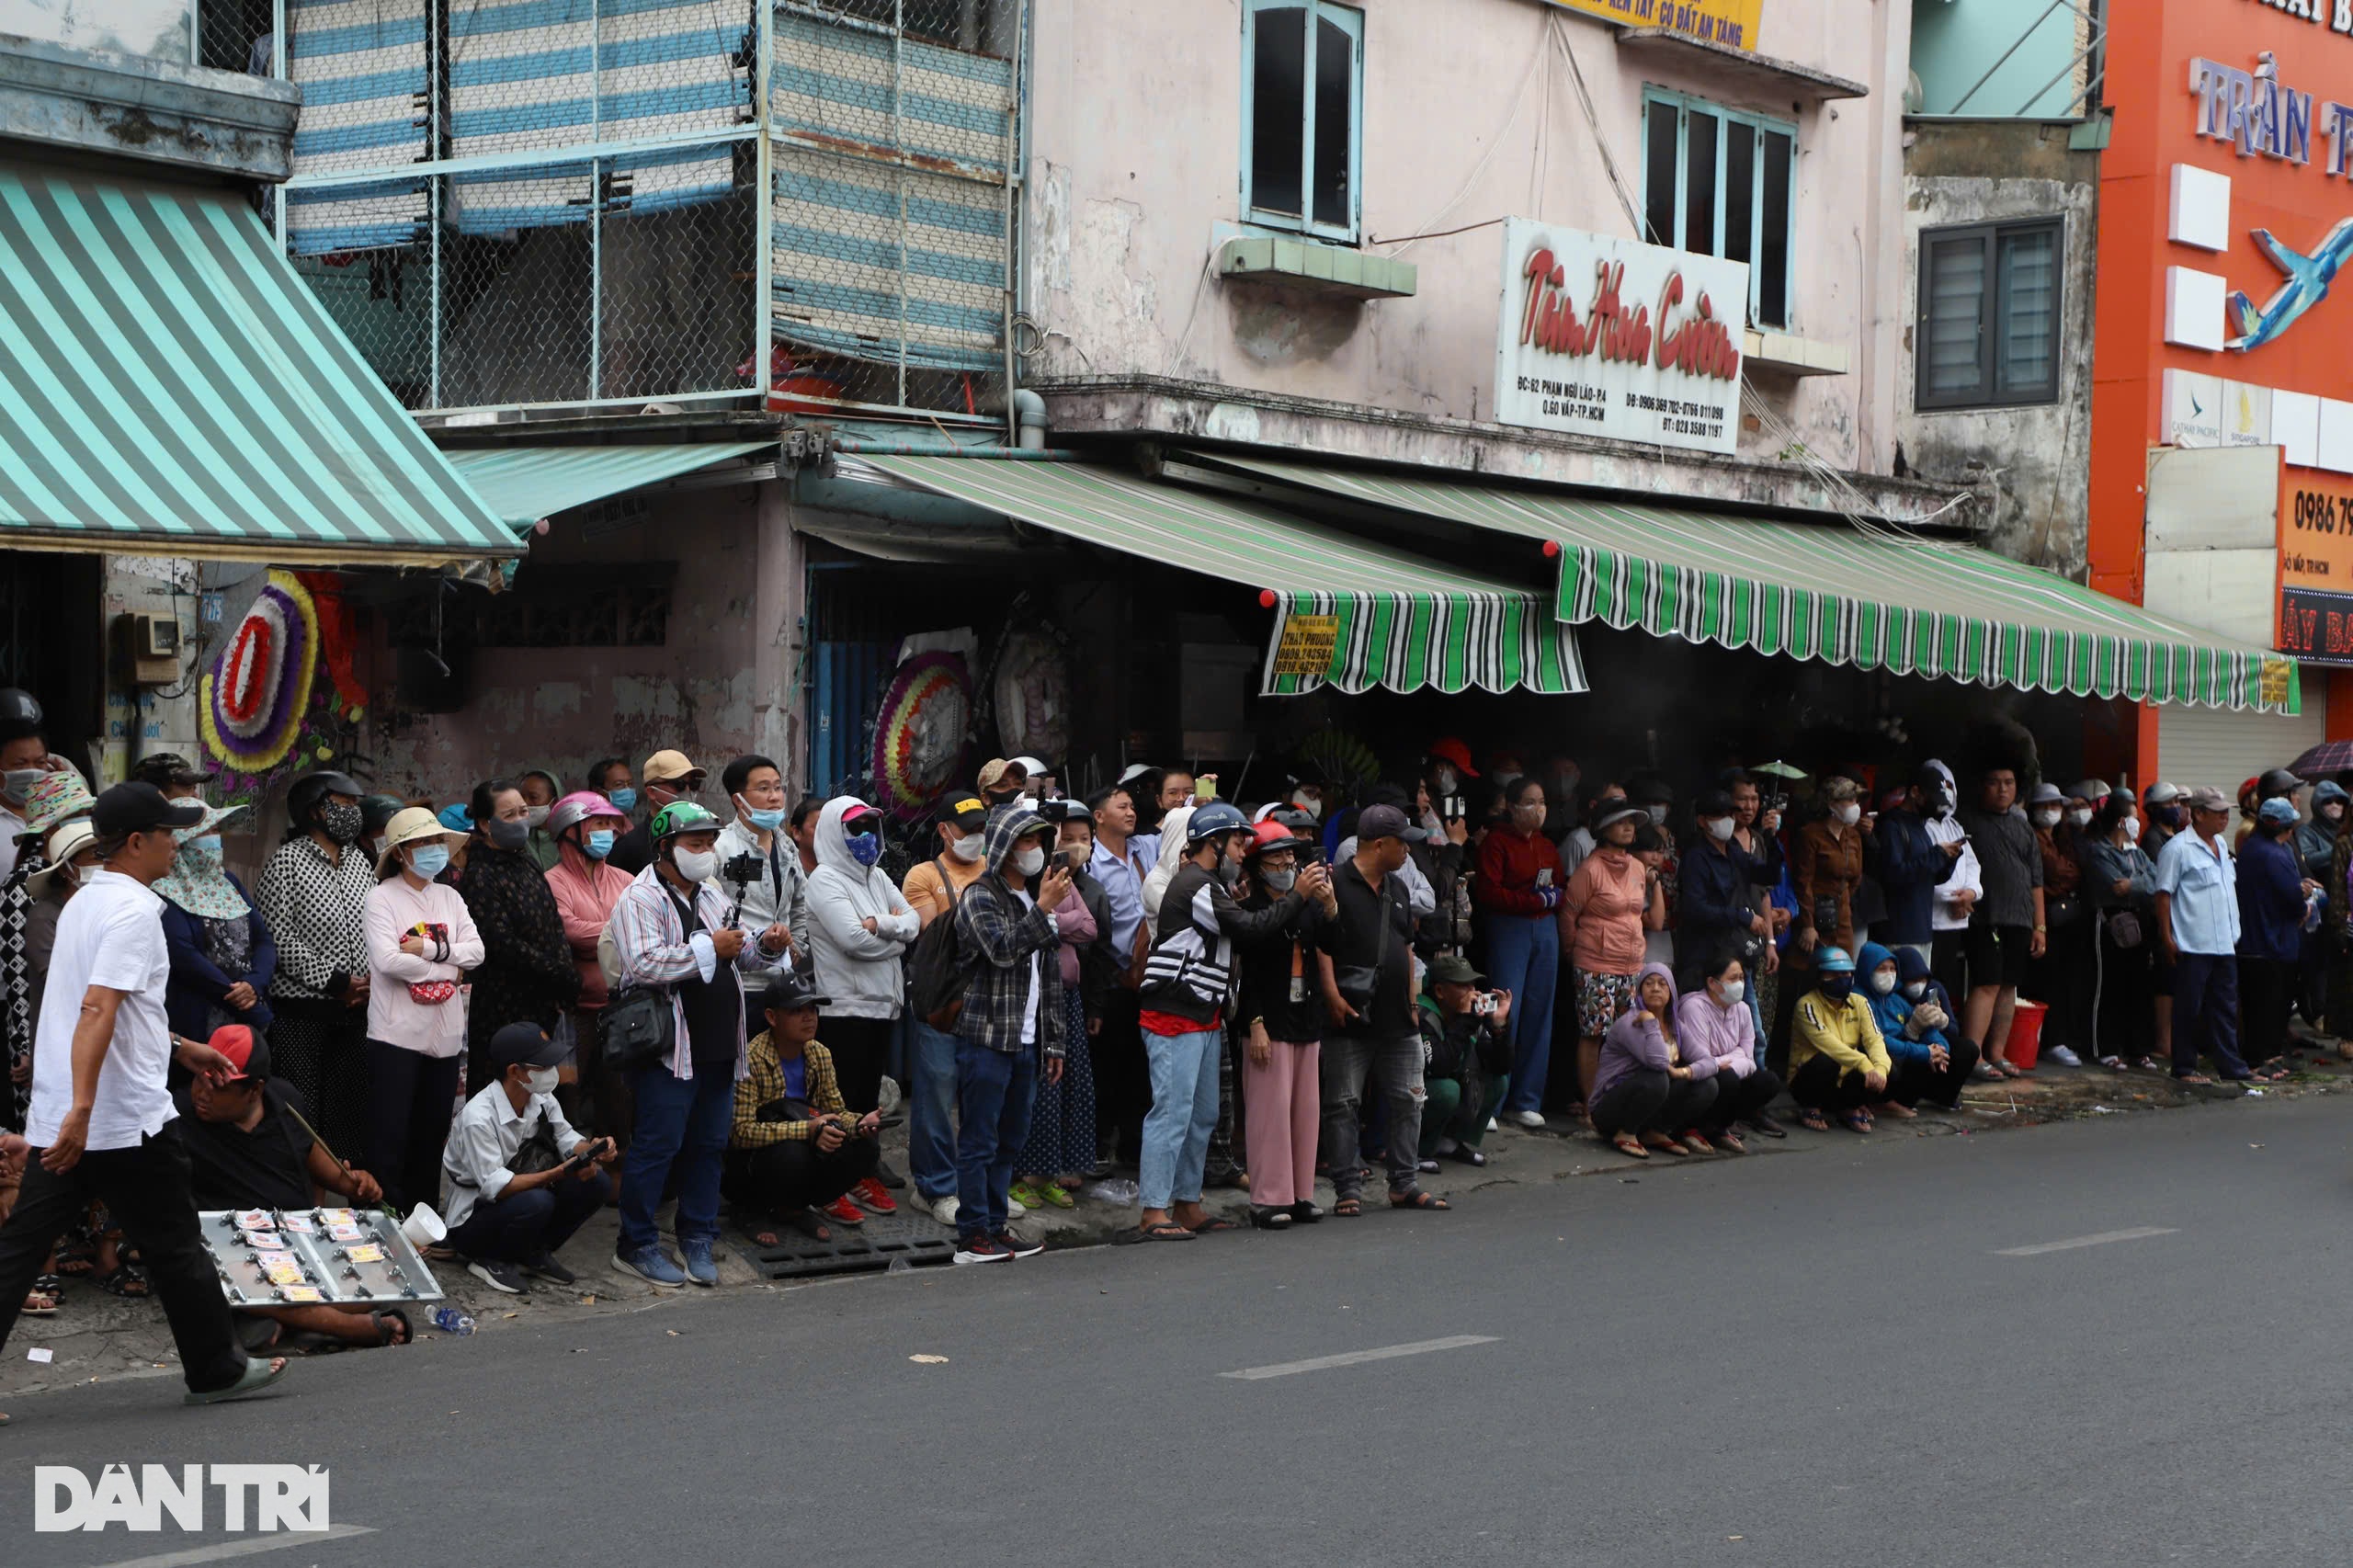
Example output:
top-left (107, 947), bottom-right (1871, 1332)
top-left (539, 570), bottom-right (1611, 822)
top-left (1488, 914), bottom-right (1562, 1114)
top-left (907, 1018), bottom-right (962, 1202)
top-left (954, 1040), bottom-right (1038, 1242)
top-left (618, 1063), bottom-right (734, 1254)
top-left (1140, 1027), bottom-right (1222, 1210)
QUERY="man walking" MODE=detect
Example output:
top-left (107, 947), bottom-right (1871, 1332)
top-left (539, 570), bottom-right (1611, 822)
top-left (0, 783), bottom-right (288, 1414)
top-left (2155, 787), bottom-right (2254, 1085)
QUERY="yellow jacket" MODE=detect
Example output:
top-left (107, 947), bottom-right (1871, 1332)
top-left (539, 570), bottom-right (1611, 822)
top-left (1790, 990), bottom-right (1893, 1080)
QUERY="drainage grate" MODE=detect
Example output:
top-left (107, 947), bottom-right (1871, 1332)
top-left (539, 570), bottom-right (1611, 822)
top-left (736, 1210), bottom-right (959, 1279)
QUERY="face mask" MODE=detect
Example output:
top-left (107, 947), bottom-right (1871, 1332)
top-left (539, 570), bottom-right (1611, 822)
top-left (1705, 817), bottom-right (1734, 842)
top-left (1, 767), bottom-right (40, 803)
top-left (1290, 791), bottom-right (1322, 822)
top-left (1014, 845), bottom-right (1046, 879)
top-left (1431, 767), bottom-right (1459, 796)
top-left (949, 833), bottom-right (985, 864)
top-left (1834, 803), bottom-right (1861, 826)
top-left (525, 1067), bottom-right (560, 1096)
top-left (1494, 770), bottom-right (1522, 791)
top-left (1904, 980), bottom-right (1927, 1000)
top-left (739, 796), bottom-right (788, 833)
top-left (1934, 784), bottom-right (1956, 819)
top-left (2122, 817), bottom-right (2142, 842)
top-left (2154, 804), bottom-right (2183, 829)
top-left (185, 834), bottom-right (222, 863)
top-left (1262, 865), bottom-right (1298, 892)
top-left (1512, 801), bottom-right (1546, 830)
top-left (2032, 809), bottom-right (2062, 828)
top-left (585, 829), bottom-right (617, 860)
top-left (523, 805), bottom-right (550, 830)
top-left (1717, 978), bottom-right (1745, 1005)
top-left (487, 816), bottom-right (530, 852)
top-left (674, 846), bottom-right (720, 881)
top-left (1870, 971), bottom-right (1895, 994)
top-left (608, 787), bottom-right (639, 814)
top-left (1647, 804), bottom-right (1669, 824)
top-left (2066, 808), bottom-right (2093, 829)
top-left (846, 833), bottom-right (882, 869)
top-left (406, 843), bottom-right (450, 879)
top-left (319, 801), bottom-right (364, 846)
top-left (1819, 973), bottom-right (1853, 1002)
top-left (1556, 771), bottom-right (1582, 798)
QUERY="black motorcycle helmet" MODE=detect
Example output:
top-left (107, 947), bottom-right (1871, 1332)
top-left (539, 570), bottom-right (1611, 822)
top-left (2257, 767), bottom-right (2304, 801)
top-left (0, 687), bottom-right (40, 741)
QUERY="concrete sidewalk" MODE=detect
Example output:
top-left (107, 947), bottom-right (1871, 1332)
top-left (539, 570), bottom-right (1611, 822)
top-left (6, 1035), bottom-right (2345, 1399)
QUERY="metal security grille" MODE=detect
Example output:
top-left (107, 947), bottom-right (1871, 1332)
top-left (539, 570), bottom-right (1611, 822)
top-left (276, 0), bottom-right (1021, 423)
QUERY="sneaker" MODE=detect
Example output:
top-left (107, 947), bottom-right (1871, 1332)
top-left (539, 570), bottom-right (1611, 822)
top-left (1511, 1109), bottom-right (1546, 1130)
top-left (953, 1234), bottom-right (1008, 1265)
top-left (614, 1245), bottom-right (685, 1288)
top-left (466, 1258), bottom-right (528, 1295)
top-left (823, 1194), bottom-right (866, 1227)
top-left (521, 1252), bottom-right (575, 1286)
top-left (2042, 1044), bottom-right (2084, 1068)
top-left (679, 1237), bottom-right (718, 1288)
top-left (1007, 1180), bottom-right (1045, 1211)
top-left (926, 1193), bottom-right (960, 1226)
top-left (850, 1176), bottom-right (898, 1216)
top-left (995, 1229), bottom-right (1045, 1258)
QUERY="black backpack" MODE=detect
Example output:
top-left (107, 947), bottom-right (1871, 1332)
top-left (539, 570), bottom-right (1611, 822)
top-left (906, 858), bottom-right (978, 1028)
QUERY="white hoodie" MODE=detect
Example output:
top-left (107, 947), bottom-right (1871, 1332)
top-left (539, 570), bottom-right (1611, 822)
top-left (804, 796), bottom-right (919, 1018)
top-left (1139, 807), bottom-right (1195, 949)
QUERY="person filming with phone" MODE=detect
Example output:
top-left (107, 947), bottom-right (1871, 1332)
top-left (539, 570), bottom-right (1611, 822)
top-left (723, 972), bottom-right (883, 1243)
top-left (440, 1021), bottom-right (616, 1294)
top-left (1416, 954), bottom-right (1511, 1168)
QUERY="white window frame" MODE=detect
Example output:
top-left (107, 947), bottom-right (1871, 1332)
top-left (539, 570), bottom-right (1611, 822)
top-left (1240, 0), bottom-right (1364, 244)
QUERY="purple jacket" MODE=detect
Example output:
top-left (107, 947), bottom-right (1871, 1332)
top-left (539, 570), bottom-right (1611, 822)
top-left (1590, 961), bottom-right (1681, 1107)
top-left (1673, 986), bottom-right (1756, 1079)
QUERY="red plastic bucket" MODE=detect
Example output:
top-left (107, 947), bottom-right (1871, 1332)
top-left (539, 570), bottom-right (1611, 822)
top-left (2006, 998), bottom-right (2048, 1070)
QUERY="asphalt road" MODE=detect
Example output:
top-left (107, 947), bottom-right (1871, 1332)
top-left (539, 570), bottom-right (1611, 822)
top-left (6, 1094), bottom-right (2350, 1566)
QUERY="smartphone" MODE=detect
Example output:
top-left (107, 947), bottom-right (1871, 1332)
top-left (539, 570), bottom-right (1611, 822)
top-left (1061, 845), bottom-right (1088, 870)
top-left (1442, 795), bottom-right (1469, 820)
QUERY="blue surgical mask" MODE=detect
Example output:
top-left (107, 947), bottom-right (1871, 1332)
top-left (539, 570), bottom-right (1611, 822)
top-left (185, 834), bottom-right (222, 861)
top-left (743, 802), bottom-right (788, 833)
top-left (585, 829), bottom-right (617, 860)
top-left (407, 843), bottom-right (450, 878)
top-left (608, 787), bottom-right (639, 814)
top-left (847, 833), bottom-right (882, 868)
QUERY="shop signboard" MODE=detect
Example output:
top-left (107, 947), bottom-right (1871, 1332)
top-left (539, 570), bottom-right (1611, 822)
top-left (1529, 0), bottom-right (1761, 51)
top-left (2279, 472), bottom-right (2353, 665)
top-left (1493, 219), bottom-right (1746, 457)
top-left (1267, 613), bottom-right (1340, 682)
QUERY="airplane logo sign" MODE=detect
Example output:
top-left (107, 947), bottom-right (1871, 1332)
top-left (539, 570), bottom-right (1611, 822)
top-left (2227, 219), bottom-right (2353, 351)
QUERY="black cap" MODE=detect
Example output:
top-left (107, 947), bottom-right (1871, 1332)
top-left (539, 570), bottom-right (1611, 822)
top-left (1695, 789), bottom-right (1734, 817)
top-left (1427, 954), bottom-right (1484, 986)
top-left (487, 1021), bottom-right (570, 1072)
top-left (1356, 803), bottom-right (1411, 842)
top-left (762, 971), bottom-right (830, 1013)
top-left (91, 781), bottom-right (205, 838)
top-left (943, 795), bottom-right (989, 833)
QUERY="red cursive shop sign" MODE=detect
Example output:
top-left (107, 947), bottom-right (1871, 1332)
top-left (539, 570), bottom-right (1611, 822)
top-left (1518, 249), bottom-right (1741, 381)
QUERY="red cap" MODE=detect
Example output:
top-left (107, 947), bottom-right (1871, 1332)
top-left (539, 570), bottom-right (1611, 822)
top-left (1427, 736), bottom-right (1480, 778)
top-left (209, 1023), bottom-right (268, 1081)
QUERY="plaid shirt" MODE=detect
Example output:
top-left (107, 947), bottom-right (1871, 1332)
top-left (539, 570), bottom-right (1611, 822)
top-left (730, 1034), bottom-right (856, 1148)
top-left (952, 875), bottom-right (1062, 1055)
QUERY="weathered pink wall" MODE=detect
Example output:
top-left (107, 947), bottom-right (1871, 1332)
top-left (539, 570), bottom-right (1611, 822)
top-left (1024, 0), bottom-right (1910, 472)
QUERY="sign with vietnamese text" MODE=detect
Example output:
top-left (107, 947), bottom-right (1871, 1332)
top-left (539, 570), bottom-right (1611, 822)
top-left (1494, 218), bottom-right (1747, 455)
top-left (1268, 614), bottom-right (1339, 680)
top-left (2278, 477), bottom-right (2353, 664)
top-left (1534, 0), bottom-right (1761, 51)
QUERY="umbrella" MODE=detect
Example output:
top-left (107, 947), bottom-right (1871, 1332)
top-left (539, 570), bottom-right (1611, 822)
top-left (1748, 760), bottom-right (1809, 779)
top-left (2288, 739), bottom-right (2353, 778)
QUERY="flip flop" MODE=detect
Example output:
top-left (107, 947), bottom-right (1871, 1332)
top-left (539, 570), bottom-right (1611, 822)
top-left (1798, 1108), bottom-right (1831, 1132)
top-left (1113, 1222), bottom-right (1196, 1244)
top-left (1610, 1132), bottom-right (1650, 1160)
top-left (183, 1357), bottom-right (289, 1406)
top-left (1185, 1217), bottom-right (1239, 1234)
top-left (1389, 1189), bottom-right (1449, 1210)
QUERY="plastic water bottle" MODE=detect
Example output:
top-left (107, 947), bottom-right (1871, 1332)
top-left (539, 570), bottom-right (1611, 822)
top-left (432, 1307), bottom-right (475, 1336)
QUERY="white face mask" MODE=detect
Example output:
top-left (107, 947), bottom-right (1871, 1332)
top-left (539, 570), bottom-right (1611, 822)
top-left (1646, 803), bottom-right (1669, 824)
top-left (2122, 817), bottom-right (2142, 842)
top-left (1290, 790), bottom-right (1323, 823)
top-left (1430, 767), bottom-right (1459, 796)
top-left (1717, 978), bottom-right (1745, 1005)
top-left (2032, 809), bottom-right (2062, 829)
top-left (523, 804), bottom-right (551, 830)
top-left (1870, 971), bottom-right (1896, 995)
top-left (1704, 816), bottom-right (1734, 842)
top-left (1834, 803), bottom-right (1861, 826)
top-left (525, 1066), bottom-right (559, 1096)
top-left (1014, 845), bottom-right (1046, 879)
top-left (674, 846), bottom-right (720, 882)
top-left (2065, 808), bottom-right (2093, 828)
top-left (1903, 980), bottom-right (1927, 1000)
top-left (949, 833), bottom-right (986, 864)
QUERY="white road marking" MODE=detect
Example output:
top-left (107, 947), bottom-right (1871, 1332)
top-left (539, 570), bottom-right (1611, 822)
top-left (1995, 1226), bottom-right (2178, 1256)
top-left (83, 1525), bottom-right (375, 1568)
top-left (1221, 1335), bottom-right (1499, 1381)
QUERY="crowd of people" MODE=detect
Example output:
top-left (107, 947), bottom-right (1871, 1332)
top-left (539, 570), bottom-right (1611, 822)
top-left (0, 682), bottom-right (2338, 1399)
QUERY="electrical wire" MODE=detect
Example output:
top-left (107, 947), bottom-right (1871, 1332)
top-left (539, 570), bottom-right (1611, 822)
top-left (1370, 14), bottom-right (1549, 257)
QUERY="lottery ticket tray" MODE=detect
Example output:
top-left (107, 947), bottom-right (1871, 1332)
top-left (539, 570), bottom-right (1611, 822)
top-left (199, 1207), bottom-right (446, 1308)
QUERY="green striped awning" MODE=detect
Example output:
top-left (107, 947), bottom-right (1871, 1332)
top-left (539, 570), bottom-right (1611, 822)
top-left (0, 166), bottom-right (513, 564)
top-left (445, 442), bottom-right (777, 530)
top-left (1211, 458), bottom-right (2301, 715)
top-left (857, 456), bottom-right (1585, 697)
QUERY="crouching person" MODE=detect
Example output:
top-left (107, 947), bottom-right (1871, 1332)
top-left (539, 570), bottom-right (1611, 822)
top-left (1589, 962), bottom-right (1719, 1159)
top-left (724, 972), bottom-right (883, 1244)
top-left (1416, 954), bottom-right (1511, 1169)
top-left (1789, 946), bottom-right (1897, 1135)
top-left (441, 1021), bottom-right (617, 1294)
top-left (1858, 941), bottom-right (1981, 1116)
top-left (177, 1026), bottom-right (406, 1349)
top-left (1675, 947), bottom-right (1789, 1151)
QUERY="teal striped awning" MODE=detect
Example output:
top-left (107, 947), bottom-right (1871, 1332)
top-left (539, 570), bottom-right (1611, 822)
top-left (0, 165), bottom-right (514, 564)
top-left (445, 442), bottom-right (777, 530)
top-left (1210, 458), bottom-right (2300, 715)
top-left (857, 456), bottom-right (1586, 697)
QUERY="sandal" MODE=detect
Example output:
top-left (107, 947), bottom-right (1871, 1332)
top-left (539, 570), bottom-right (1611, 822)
top-left (1007, 1181), bottom-right (1045, 1212)
top-left (1389, 1189), bottom-right (1449, 1210)
top-left (1289, 1201), bottom-right (1324, 1223)
top-left (182, 1356), bottom-right (290, 1407)
top-left (1038, 1182), bottom-right (1077, 1210)
top-left (52, 1241), bottom-right (95, 1278)
top-left (1185, 1216), bottom-right (1239, 1234)
top-left (1680, 1131), bottom-right (1715, 1155)
top-left (96, 1265), bottom-right (149, 1299)
top-left (1798, 1108), bottom-right (1832, 1132)
top-left (1448, 1146), bottom-right (1489, 1167)
top-left (2174, 1072), bottom-right (2214, 1085)
top-left (1609, 1131), bottom-right (1649, 1159)
top-left (1332, 1197), bottom-right (1364, 1218)
top-left (2097, 1055), bottom-right (2126, 1071)
top-left (1249, 1206), bottom-right (1294, 1230)
top-left (2135, 1054), bottom-right (2167, 1074)
top-left (1113, 1221), bottom-right (1196, 1243)
top-left (1639, 1131), bottom-right (1687, 1156)
top-left (1840, 1108), bottom-right (1873, 1133)
top-left (19, 1288), bottom-right (55, 1317)
top-left (1711, 1128), bottom-right (1747, 1154)
top-left (371, 1309), bottom-right (412, 1347)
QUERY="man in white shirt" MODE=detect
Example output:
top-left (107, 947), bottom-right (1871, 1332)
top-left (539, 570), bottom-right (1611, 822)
top-left (0, 783), bottom-right (288, 1414)
top-left (1922, 759), bottom-right (1983, 1013)
top-left (442, 1022), bottom-right (616, 1295)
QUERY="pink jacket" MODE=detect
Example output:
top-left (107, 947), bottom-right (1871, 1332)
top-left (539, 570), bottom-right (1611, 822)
top-left (1053, 886), bottom-right (1098, 989)
top-left (547, 840), bottom-right (634, 1009)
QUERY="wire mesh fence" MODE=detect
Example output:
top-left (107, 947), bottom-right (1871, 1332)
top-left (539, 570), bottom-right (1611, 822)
top-left (278, 0), bottom-right (1022, 419)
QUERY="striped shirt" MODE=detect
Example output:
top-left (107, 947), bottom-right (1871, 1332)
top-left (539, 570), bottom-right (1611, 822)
top-left (607, 865), bottom-right (786, 1080)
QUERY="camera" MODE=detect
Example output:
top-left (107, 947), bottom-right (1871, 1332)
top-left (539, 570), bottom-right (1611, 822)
top-left (1036, 797), bottom-right (1079, 824)
top-left (721, 851), bottom-right (763, 888)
